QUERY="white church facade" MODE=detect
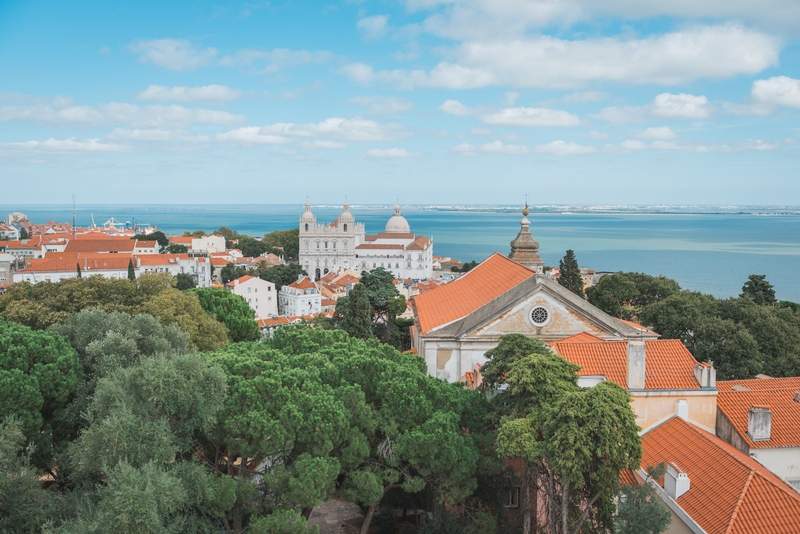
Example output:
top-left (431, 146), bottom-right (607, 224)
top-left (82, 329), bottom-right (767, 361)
top-left (298, 201), bottom-right (433, 281)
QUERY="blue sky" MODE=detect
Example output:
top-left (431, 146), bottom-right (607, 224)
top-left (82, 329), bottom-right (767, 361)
top-left (1, 0), bottom-right (800, 205)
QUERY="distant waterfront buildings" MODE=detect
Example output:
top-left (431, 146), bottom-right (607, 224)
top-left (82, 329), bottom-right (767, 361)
top-left (298, 201), bottom-right (433, 281)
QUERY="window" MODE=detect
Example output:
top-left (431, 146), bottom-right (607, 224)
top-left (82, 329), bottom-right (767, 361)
top-left (530, 306), bottom-right (549, 326)
top-left (343, 224), bottom-right (348, 232)
top-left (316, 241), bottom-right (320, 249)
top-left (248, 288), bottom-right (251, 293)
top-left (504, 487), bottom-right (520, 508)
top-left (333, 241), bottom-right (336, 249)
top-left (324, 241), bottom-right (328, 249)
top-left (395, 263), bottom-right (399, 268)
top-left (305, 223), bottom-right (309, 231)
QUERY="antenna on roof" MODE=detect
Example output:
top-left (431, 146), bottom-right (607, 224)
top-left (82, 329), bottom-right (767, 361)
top-left (72, 194), bottom-right (76, 240)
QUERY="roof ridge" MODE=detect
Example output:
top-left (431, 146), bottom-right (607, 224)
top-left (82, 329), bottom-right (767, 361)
top-left (725, 469), bottom-right (755, 534)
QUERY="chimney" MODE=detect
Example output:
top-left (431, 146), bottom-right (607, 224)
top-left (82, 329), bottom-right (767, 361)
top-left (694, 363), bottom-right (716, 388)
top-left (665, 462), bottom-right (691, 500)
top-left (626, 341), bottom-right (646, 390)
top-left (747, 406), bottom-right (772, 441)
top-left (675, 399), bottom-right (689, 421)
top-left (794, 392), bottom-right (799, 403)
top-left (298, 274), bottom-right (304, 283)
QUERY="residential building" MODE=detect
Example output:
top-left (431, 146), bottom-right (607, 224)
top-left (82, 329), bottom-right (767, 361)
top-left (298, 201), bottom-right (434, 281)
top-left (225, 275), bottom-right (278, 319)
top-left (715, 376), bottom-right (800, 492)
top-left (279, 275), bottom-right (321, 317)
top-left (0, 224), bottom-right (20, 240)
top-left (133, 240), bottom-right (160, 254)
top-left (135, 254), bottom-right (212, 287)
top-left (550, 334), bottom-right (719, 434)
top-left (638, 416), bottom-right (800, 533)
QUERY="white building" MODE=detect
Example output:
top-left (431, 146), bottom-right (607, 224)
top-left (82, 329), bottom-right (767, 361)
top-left (298, 201), bottom-right (433, 281)
top-left (225, 275), bottom-right (278, 319)
top-left (0, 224), bottom-right (20, 240)
top-left (279, 274), bottom-right (321, 317)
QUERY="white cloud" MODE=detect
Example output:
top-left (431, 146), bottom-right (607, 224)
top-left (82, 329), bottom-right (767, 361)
top-left (470, 128), bottom-right (491, 135)
top-left (636, 126), bottom-right (678, 140)
top-left (621, 139), bottom-right (648, 150)
top-left (98, 46), bottom-right (111, 56)
top-left (219, 48), bottom-right (334, 71)
top-left (137, 85), bottom-right (243, 102)
top-left (259, 117), bottom-right (408, 142)
top-left (480, 107), bottom-right (581, 126)
top-left (595, 93), bottom-right (712, 123)
top-left (533, 140), bottom-right (595, 155)
top-left (563, 91), bottom-right (609, 103)
top-left (365, 148), bottom-right (420, 158)
top-left (129, 39), bottom-right (217, 71)
top-left (453, 140), bottom-right (530, 155)
top-left (2, 137), bottom-right (130, 154)
top-left (350, 96), bottom-right (414, 114)
top-left (439, 99), bottom-right (475, 116)
top-left (357, 15), bottom-right (390, 40)
top-left (107, 128), bottom-right (211, 142)
top-left (619, 138), bottom-right (781, 152)
top-left (0, 99), bottom-right (245, 128)
top-left (216, 127), bottom-right (288, 145)
top-left (343, 25), bottom-right (778, 89)
top-left (751, 76), bottom-right (800, 109)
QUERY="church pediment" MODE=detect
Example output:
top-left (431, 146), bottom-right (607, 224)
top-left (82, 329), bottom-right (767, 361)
top-left (428, 274), bottom-right (646, 342)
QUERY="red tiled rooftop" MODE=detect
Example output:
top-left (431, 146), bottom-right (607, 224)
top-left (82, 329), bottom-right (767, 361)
top-left (547, 331), bottom-right (606, 345)
top-left (413, 253), bottom-right (535, 334)
top-left (406, 235), bottom-right (431, 250)
top-left (717, 377), bottom-right (800, 392)
top-left (716, 382), bottom-right (800, 449)
top-left (64, 239), bottom-right (136, 253)
top-left (135, 253), bottom-right (190, 266)
top-left (642, 417), bottom-right (800, 533)
top-left (550, 339), bottom-right (701, 390)
top-left (355, 243), bottom-right (405, 250)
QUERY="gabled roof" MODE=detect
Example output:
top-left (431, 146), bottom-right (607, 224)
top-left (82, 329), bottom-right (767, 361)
top-left (717, 378), bottom-right (800, 449)
top-left (135, 253), bottom-right (190, 266)
top-left (287, 276), bottom-right (317, 290)
top-left (405, 235), bottom-right (432, 250)
top-left (413, 253), bottom-right (535, 333)
top-left (550, 339), bottom-right (702, 390)
top-left (64, 239), bottom-right (136, 253)
top-left (642, 417), bottom-right (800, 534)
top-left (547, 331), bottom-right (605, 345)
top-left (21, 255), bottom-right (132, 273)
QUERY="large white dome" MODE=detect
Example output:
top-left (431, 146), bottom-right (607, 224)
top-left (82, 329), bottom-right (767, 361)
top-left (385, 204), bottom-right (410, 233)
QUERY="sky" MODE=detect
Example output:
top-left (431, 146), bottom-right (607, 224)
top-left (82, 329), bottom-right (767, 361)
top-left (1, 0), bottom-right (800, 205)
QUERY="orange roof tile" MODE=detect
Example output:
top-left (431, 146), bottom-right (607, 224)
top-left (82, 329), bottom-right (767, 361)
top-left (226, 275), bottom-right (255, 286)
top-left (550, 339), bottom-right (701, 390)
top-left (618, 318), bottom-right (658, 335)
top-left (413, 253), bottom-right (535, 334)
top-left (22, 255), bottom-right (132, 273)
top-left (64, 239), bottom-right (136, 253)
top-left (135, 253), bottom-right (190, 266)
top-left (642, 417), bottom-right (800, 534)
top-left (169, 236), bottom-right (194, 245)
top-left (258, 316), bottom-right (291, 328)
top-left (406, 235), bottom-right (431, 250)
top-left (717, 377), bottom-right (800, 392)
top-left (546, 331), bottom-right (606, 345)
top-left (717, 385), bottom-right (800, 449)
top-left (288, 276), bottom-right (317, 290)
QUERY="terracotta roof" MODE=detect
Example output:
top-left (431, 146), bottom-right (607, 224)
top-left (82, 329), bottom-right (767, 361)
top-left (547, 331), bottom-right (606, 345)
top-left (642, 417), bottom-right (800, 534)
top-left (620, 469), bottom-right (638, 486)
top-left (717, 377), bottom-right (800, 392)
top-left (65, 239), bottom-right (136, 253)
top-left (412, 253), bottom-right (535, 334)
top-left (415, 280), bottom-right (440, 294)
top-left (258, 316), bottom-right (290, 328)
top-left (550, 339), bottom-right (701, 390)
top-left (21, 255), bottom-right (132, 273)
top-left (134, 240), bottom-right (157, 248)
top-left (226, 275), bottom-right (255, 287)
top-left (288, 276), bottom-right (317, 290)
top-left (211, 257), bottom-right (230, 266)
top-left (375, 232), bottom-right (416, 239)
top-left (406, 235), bottom-right (432, 251)
top-left (321, 298), bottom-right (337, 306)
top-left (135, 253), bottom-right (190, 266)
top-left (618, 318), bottom-right (657, 335)
top-left (717, 382), bottom-right (800, 449)
top-left (169, 236), bottom-right (194, 245)
top-left (211, 281), bottom-right (224, 288)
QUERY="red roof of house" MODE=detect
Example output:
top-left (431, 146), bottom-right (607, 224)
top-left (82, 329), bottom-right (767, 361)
top-left (64, 239), bottom-right (136, 253)
top-left (135, 253), bottom-right (190, 266)
top-left (406, 235), bottom-right (432, 250)
top-left (169, 236), bottom-right (194, 245)
top-left (22, 255), bottom-right (132, 273)
top-left (288, 276), bottom-right (317, 290)
top-left (258, 316), bottom-right (291, 328)
top-left (642, 417), bottom-right (800, 533)
top-left (413, 253), bottom-right (535, 334)
top-left (717, 378), bottom-right (800, 449)
top-left (550, 339), bottom-right (701, 390)
top-left (546, 331), bottom-right (606, 345)
top-left (225, 275), bottom-right (255, 287)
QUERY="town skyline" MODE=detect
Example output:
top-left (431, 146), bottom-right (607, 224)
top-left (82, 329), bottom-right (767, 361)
top-left (2, 1), bottom-right (800, 204)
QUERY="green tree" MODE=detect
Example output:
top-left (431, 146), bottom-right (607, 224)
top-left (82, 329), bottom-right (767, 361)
top-left (451, 260), bottom-right (478, 273)
top-left (19, 227), bottom-right (29, 239)
top-left (0, 317), bottom-right (82, 470)
top-left (259, 263), bottom-right (307, 291)
top-left (164, 243), bottom-right (189, 254)
top-left (0, 416), bottom-right (52, 531)
top-left (192, 287), bottom-right (260, 343)
top-left (221, 262), bottom-right (247, 284)
top-left (141, 289), bottom-right (229, 351)
top-left (237, 236), bottom-right (270, 258)
top-left (558, 249), bottom-right (584, 297)
top-left (132, 230), bottom-right (169, 248)
top-left (587, 272), bottom-right (681, 320)
top-left (741, 274), bottom-right (776, 305)
top-left (359, 267), bottom-right (407, 342)
top-left (341, 283), bottom-right (373, 340)
top-left (128, 259), bottom-right (136, 281)
top-left (615, 464), bottom-right (671, 534)
top-left (183, 230), bottom-right (206, 238)
top-left (175, 273), bottom-right (197, 290)
top-left (262, 229), bottom-right (300, 260)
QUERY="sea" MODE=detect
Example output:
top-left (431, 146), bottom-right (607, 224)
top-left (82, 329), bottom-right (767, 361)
top-left (3, 204), bottom-right (800, 303)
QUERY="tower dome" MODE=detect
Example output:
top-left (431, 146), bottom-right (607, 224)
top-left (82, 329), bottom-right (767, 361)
top-left (339, 200), bottom-right (355, 223)
top-left (300, 200), bottom-right (316, 224)
top-left (508, 203), bottom-right (544, 272)
top-left (385, 203), bottom-right (411, 233)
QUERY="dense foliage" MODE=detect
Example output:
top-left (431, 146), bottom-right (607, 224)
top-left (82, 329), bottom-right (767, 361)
top-left (557, 249), bottom-right (584, 297)
top-left (192, 287), bottom-right (261, 343)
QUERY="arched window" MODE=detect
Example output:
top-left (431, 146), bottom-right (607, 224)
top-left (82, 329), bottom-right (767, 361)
top-left (343, 223), bottom-right (348, 232)
top-left (316, 241), bottom-right (320, 249)
top-left (324, 241), bottom-right (328, 249)
top-left (333, 241), bottom-right (336, 249)
top-left (305, 223), bottom-right (309, 231)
